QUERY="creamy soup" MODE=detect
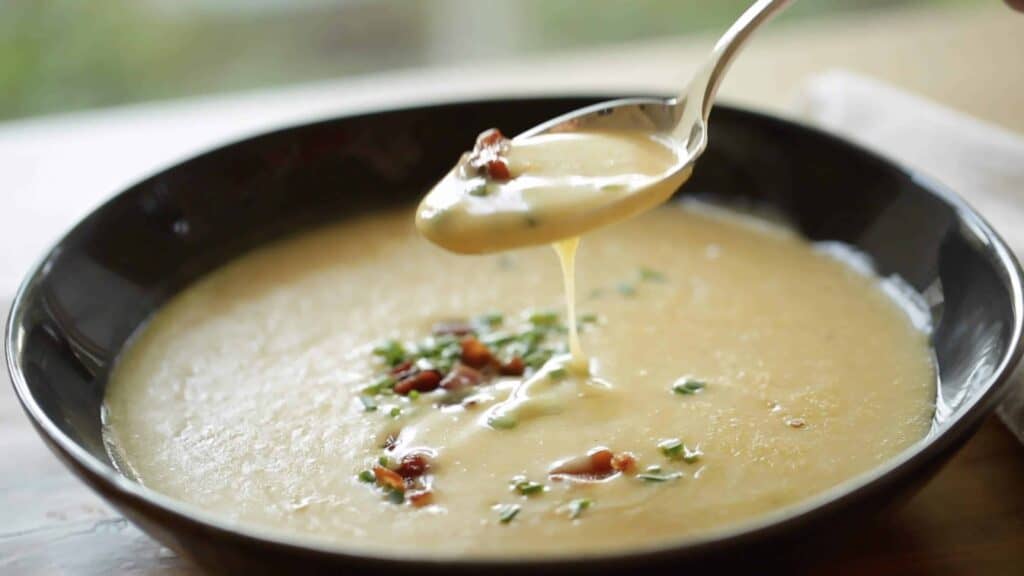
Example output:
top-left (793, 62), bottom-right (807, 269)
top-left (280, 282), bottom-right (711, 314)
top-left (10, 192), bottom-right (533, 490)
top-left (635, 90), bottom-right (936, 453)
top-left (416, 128), bottom-right (689, 254)
top-left (105, 204), bottom-right (934, 557)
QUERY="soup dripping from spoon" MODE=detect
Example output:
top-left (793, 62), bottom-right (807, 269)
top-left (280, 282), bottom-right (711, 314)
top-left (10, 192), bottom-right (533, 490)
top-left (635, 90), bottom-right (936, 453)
top-left (416, 0), bottom-right (793, 254)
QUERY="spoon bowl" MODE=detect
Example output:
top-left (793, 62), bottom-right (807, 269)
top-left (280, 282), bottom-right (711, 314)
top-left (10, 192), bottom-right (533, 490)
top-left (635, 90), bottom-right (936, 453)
top-left (416, 0), bottom-right (791, 253)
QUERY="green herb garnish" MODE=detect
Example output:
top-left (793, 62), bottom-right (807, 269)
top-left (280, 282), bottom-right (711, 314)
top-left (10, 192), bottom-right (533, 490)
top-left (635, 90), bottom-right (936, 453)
top-left (488, 414), bottom-right (519, 430)
top-left (528, 311), bottom-right (560, 328)
top-left (639, 267), bottom-right (667, 282)
top-left (359, 395), bottom-right (378, 412)
top-left (476, 312), bottom-right (504, 329)
top-left (389, 406), bottom-right (402, 418)
top-left (658, 438), bottom-right (684, 459)
top-left (372, 340), bottom-right (407, 367)
top-left (468, 181), bottom-right (489, 196)
top-left (358, 470), bottom-right (375, 483)
top-left (362, 375), bottom-right (396, 396)
top-left (377, 455), bottom-right (392, 469)
top-left (579, 313), bottom-right (598, 324)
top-left (408, 390), bottom-right (420, 401)
top-left (386, 489), bottom-right (405, 505)
top-left (523, 349), bottom-right (554, 370)
top-left (497, 503), bottom-right (521, 524)
top-left (512, 477), bottom-right (545, 496)
top-left (567, 498), bottom-right (593, 519)
top-left (637, 472), bottom-right (683, 483)
top-left (548, 367), bottom-right (568, 381)
top-left (672, 378), bottom-right (706, 395)
top-left (616, 282), bottom-right (636, 297)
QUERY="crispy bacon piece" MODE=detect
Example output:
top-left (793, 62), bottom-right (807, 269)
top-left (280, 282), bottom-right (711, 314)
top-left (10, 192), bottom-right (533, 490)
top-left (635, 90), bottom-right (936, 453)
top-left (499, 356), bottom-right (525, 376)
top-left (611, 451), bottom-right (637, 474)
top-left (485, 158), bottom-right (510, 180)
top-left (373, 466), bottom-right (405, 492)
top-left (394, 370), bottom-right (442, 395)
top-left (397, 451), bottom-right (432, 479)
top-left (549, 447), bottom-right (619, 481)
top-left (441, 363), bottom-right (484, 391)
top-left (459, 337), bottom-right (494, 369)
top-left (466, 128), bottom-right (512, 182)
top-left (407, 489), bottom-right (434, 508)
top-left (389, 360), bottom-right (413, 376)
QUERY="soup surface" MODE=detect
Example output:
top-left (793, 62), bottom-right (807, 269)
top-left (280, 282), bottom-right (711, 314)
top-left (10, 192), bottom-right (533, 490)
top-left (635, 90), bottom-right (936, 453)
top-left (105, 203), bottom-right (934, 557)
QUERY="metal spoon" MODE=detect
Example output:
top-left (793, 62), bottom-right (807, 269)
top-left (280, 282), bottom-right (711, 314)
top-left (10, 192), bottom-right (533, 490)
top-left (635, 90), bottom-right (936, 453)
top-left (517, 0), bottom-right (792, 165)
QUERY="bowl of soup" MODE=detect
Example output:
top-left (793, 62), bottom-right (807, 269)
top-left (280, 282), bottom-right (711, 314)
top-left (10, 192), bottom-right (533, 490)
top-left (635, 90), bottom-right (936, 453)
top-left (6, 97), bottom-right (1023, 573)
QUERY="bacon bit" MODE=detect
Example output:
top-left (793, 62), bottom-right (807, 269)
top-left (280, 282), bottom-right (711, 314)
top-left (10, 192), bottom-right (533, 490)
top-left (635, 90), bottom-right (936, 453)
top-left (394, 370), bottom-right (442, 395)
top-left (460, 337), bottom-right (494, 369)
top-left (549, 447), bottom-right (617, 481)
top-left (407, 489), bottom-right (434, 508)
top-left (485, 158), bottom-right (510, 180)
top-left (389, 360), bottom-right (413, 376)
top-left (432, 320), bottom-right (475, 337)
top-left (373, 466), bottom-right (405, 492)
top-left (611, 452), bottom-right (637, 474)
top-left (397, 452), bottom-right (432, 479)
top-left (466, 128), bottom-right (512, 182)
top-left (441, 363), bottom-right (484, 391)
top-left (499, 356), bottom-right (525, 376)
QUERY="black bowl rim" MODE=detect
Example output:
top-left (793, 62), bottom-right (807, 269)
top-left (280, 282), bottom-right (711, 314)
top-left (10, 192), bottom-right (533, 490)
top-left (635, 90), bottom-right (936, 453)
top-left (6, 96), bottom-right (1024, 568)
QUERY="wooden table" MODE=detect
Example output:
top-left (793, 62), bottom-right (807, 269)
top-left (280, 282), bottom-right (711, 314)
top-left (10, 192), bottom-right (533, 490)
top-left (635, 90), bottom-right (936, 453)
top-left (3, 4), bottom-right (1023, 574)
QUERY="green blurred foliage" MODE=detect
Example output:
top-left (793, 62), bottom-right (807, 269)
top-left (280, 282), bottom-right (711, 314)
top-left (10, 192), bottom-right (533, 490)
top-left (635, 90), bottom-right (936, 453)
top-left (0, 0), bottom-right (979, 122)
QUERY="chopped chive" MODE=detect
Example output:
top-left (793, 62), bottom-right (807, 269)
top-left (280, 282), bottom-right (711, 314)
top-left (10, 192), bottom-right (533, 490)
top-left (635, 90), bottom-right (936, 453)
top-left (579, 313), bottom-right (598, 324)
top-left (377, 455), bottom-right (392, 469)
top-left (497, 503), bottom-right (521, 524)
top-left (683, 445), bottom-right (703, 464)
top-left (637, 472), bottom-right (683, 483)
top-left (512, 479), bottom-right (545, 496)
top-left (616, 282), bottom-right (636, 297)
top-left (358, 470), bottom-right (375, 483)
top-left (488, 414), bottom-right (518, 430)
top-left (482, 332), bottom-right (518, 347)
top-left (658, 438), bottom-right (684, 459)
top-left (389, 407), bottom-right (402, 418)
top-left (359, 395), bottom-right (378, 412)
top-left (639, 267), bottom-right (667, 282)
top-left (672, 378), bottom-right (706, 395)
top-left (476, 312), bottom-right (504, 328)
top-left (547, 367), bottom-right (568, 381)
top-left (528, 311), bottom-right (560, 328)
top-left (468, 181), bottom-right (489, 197)
top-left (523, 349), bottom-right (553, 369)
top-left (408, 390), bottom-right (420, 401)
top-left (372, 340), bottom-right (407, 366)
top-left (386, 489), bottom-right (405, 505)
top-left (362, 375), bottom-right (396, 396)
top-left (567, 498), bottom-right (593, 519)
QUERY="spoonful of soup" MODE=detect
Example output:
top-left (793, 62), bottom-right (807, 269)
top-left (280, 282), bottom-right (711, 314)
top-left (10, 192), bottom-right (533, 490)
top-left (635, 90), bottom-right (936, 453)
top-left (416, 0), bottom-right (791, 254)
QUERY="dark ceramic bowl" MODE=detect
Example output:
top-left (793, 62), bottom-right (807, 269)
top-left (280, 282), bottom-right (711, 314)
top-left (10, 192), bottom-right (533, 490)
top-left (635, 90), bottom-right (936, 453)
top-left (6, 97), bottom-right (1024, 574)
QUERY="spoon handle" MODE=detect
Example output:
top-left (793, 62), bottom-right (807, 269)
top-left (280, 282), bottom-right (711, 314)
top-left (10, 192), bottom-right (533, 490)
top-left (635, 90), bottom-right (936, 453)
top-left (683, 0), bottom-right (793, 121)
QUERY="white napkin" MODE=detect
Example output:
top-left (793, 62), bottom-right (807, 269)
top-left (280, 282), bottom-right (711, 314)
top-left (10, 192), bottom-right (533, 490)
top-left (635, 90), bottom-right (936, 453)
top-left (793, 70), bottom-right (1024, 444)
